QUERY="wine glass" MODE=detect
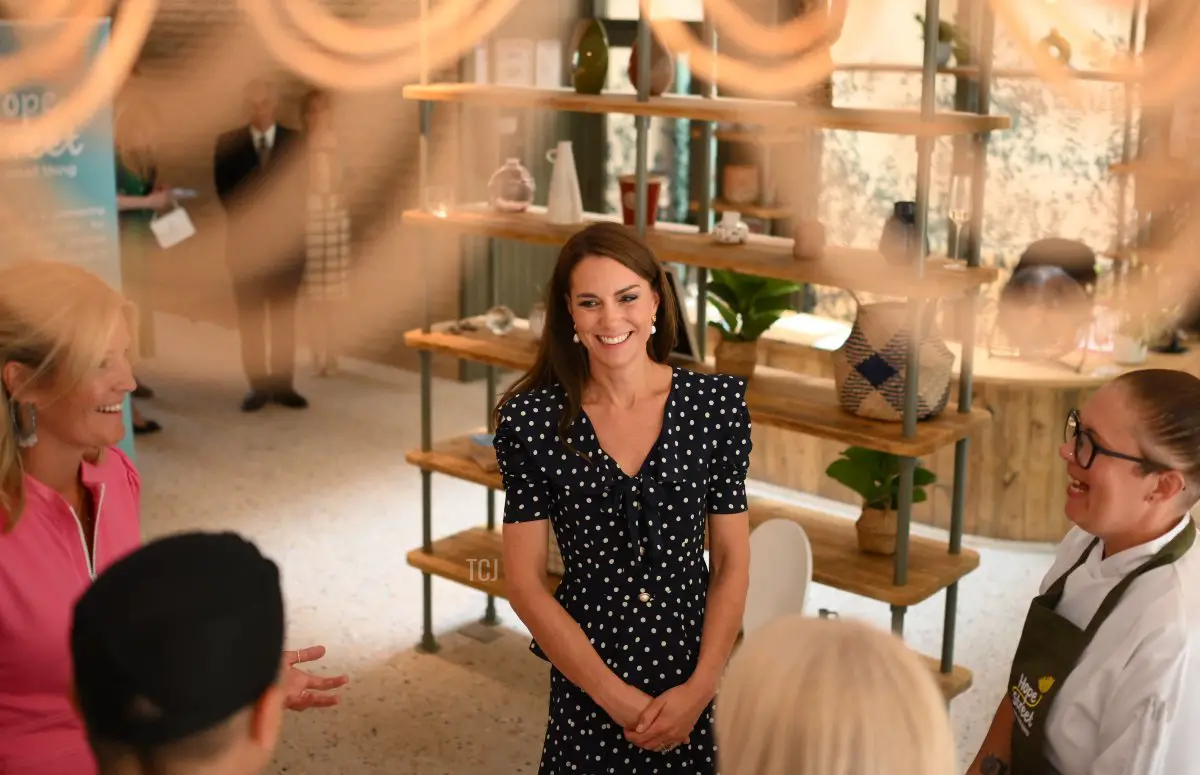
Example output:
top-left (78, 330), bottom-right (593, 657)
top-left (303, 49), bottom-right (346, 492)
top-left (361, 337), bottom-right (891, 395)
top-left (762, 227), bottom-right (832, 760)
top-left (947, 173), bottom-right (971, 261)
top-left (424, 185), bottom-right (454, 218)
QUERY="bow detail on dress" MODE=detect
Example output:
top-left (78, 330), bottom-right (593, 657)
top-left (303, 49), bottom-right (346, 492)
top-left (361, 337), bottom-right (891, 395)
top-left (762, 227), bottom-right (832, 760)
top-left (612, 474), bottom-right (669, 564)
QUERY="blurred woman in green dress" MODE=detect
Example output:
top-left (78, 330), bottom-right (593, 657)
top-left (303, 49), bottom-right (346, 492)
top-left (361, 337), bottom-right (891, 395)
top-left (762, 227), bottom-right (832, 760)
top-left (114, 101), bottom-right (170, 434)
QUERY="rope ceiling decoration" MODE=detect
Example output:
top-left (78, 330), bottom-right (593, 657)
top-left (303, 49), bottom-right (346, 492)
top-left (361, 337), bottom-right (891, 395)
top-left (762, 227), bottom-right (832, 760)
top-left (0, 0), bottom-right (1193, 361)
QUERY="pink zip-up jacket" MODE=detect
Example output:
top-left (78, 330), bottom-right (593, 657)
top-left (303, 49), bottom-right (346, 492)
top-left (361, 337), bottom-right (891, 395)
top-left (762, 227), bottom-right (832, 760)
top-left (0, 447), bottom-right (141, 775)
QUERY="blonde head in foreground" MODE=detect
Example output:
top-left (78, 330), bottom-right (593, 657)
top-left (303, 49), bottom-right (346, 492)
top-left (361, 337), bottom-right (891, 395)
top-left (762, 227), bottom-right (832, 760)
top-left (716, 615), bottom-right (956, 775)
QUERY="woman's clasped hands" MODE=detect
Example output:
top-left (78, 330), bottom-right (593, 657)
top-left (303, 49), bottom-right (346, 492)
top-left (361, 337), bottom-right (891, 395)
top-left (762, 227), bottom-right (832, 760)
top-left (614, 681), bottom-right (711, 754)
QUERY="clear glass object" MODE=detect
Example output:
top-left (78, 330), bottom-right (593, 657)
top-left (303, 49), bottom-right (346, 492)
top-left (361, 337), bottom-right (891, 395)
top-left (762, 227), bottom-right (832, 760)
top-left (947, 174), bottom-right (970, 260)
top-left (487, 158), bottom-right (536, 213)
top-left (424, 185), bottom-right (454, 218)
top-left (485, 305), bottom-right (515, 335)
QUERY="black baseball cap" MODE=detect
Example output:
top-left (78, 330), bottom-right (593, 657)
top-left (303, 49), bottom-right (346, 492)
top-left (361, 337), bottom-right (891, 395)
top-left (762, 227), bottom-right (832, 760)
top-left (71, 531), bottom-right (285, 747)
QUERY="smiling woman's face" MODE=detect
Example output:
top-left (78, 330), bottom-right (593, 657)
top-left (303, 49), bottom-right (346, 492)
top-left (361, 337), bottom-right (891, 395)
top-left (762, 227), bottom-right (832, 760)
top-left (567, 255), bottom-right (659, 371)
top-left (7, 315), bottom-right (138, 455)
top-left (1058, 384), bottom-right (1168, 536)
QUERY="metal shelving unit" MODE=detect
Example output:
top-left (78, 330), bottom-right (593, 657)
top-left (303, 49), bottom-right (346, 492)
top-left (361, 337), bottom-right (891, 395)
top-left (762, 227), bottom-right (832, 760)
top-left (403, 0), bottom-right (1007, 700)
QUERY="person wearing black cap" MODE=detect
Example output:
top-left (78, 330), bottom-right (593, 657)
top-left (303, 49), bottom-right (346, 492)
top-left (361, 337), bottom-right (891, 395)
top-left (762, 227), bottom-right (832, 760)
top-left (70, 531), bottom-right (339, 774)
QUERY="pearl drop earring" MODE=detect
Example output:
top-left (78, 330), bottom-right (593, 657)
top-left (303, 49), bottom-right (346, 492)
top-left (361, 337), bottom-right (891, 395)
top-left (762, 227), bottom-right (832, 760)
top-left (651, 315), bottom-right (657, 335)
top-left (572, 331), bottom-right (580, 343)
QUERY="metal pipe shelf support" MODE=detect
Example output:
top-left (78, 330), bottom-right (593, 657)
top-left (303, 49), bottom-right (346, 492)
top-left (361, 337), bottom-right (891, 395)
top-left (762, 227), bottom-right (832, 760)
top-left (417, 96), bottom-right (440, 654)
top-left (941, 0), bottom-right (994, 676)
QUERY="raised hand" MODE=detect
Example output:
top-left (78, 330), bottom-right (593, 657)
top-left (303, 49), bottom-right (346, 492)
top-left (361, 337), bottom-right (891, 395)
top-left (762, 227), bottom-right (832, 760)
top-left (282, 645), bottom-right (349, 711)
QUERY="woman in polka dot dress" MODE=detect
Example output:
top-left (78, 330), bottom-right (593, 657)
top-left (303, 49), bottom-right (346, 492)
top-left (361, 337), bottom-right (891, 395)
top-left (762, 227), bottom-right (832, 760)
top-left (493, 223), bottom-right (752, 773)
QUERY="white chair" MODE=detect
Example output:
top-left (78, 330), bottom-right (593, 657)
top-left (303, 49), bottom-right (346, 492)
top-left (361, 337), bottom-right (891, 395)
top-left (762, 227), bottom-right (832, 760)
top-left (741, 518), bottom-right (814, 638)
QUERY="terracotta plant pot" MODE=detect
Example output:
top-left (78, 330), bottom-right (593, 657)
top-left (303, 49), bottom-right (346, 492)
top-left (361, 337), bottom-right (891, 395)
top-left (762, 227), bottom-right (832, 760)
top-left (856, 506), bottom-right (897, 555)
top-left (722, 164), bottom-right (758, 205)
top-left (715, 338), bottom-right (759, 379)
top-left (793, 220), bottom-right (826, 260)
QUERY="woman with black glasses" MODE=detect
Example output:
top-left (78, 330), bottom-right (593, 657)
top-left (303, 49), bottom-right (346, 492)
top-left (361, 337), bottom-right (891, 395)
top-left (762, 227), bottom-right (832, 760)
top-left (966, 368), bottom-right (1200, 775)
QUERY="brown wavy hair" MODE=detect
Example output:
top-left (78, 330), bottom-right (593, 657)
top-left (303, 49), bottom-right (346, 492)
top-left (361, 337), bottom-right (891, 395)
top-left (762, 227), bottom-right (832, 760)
top-left (494, 222), bottom-right (679, 454)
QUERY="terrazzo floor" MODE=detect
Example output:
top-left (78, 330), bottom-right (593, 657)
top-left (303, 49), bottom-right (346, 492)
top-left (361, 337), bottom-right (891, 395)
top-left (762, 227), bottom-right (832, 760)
top-left (131, 312), bottom-right (1063, 774)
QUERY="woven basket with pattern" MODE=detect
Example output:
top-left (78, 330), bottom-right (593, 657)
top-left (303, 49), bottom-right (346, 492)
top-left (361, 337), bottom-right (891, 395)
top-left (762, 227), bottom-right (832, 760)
top-left (831, 301), bottom-right (955, 422)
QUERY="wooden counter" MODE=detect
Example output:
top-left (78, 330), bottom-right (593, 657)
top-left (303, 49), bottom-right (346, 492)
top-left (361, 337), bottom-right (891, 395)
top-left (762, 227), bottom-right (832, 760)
top-left (739, 314), bottom-right (1200, 543)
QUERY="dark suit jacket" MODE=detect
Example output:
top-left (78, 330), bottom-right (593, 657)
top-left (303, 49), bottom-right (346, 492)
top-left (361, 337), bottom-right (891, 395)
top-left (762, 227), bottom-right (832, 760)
top-left (213, 124), bottom-right (305, 276)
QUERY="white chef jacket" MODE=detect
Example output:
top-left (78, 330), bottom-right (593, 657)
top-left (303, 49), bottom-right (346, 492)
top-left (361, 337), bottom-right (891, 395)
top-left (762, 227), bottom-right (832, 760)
top-left (1040, 516), bottom-right (1200, 775)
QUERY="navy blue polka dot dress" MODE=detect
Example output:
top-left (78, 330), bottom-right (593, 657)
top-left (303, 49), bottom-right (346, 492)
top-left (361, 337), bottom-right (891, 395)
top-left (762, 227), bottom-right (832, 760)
top-left (493, 366), bottom-right (752, 774)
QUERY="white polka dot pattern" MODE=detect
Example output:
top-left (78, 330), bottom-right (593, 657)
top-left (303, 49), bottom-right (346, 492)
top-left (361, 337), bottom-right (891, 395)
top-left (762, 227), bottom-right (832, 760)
top-left (493, 367), bottom-right (752, 772)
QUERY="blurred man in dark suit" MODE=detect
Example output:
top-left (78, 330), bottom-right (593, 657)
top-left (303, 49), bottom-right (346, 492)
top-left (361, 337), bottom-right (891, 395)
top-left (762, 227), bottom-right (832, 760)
top-left (214, 78), bottom-right (308, 412)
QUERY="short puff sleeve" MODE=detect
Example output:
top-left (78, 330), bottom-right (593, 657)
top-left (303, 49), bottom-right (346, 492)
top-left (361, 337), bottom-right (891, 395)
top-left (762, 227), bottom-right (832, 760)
top-left (707, 377), bottom-right (752, 515)
top-left (493, 401), bottom-right (554, 524)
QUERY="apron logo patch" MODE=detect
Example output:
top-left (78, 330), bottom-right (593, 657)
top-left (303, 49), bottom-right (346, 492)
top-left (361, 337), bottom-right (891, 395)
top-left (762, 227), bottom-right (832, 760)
top-left (1011, 672), bottom-right (1054, 735)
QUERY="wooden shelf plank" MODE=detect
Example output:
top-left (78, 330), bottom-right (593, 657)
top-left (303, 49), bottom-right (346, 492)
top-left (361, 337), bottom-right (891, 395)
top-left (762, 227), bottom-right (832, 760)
top-left (745, 496), bottom-right (980, 608)
top-left (1100, 246), bottom-right (1171, 264)
top-left (917, 654), bottom-right (974, 699)
top-left (402, 321), bottom-right (990, 457)
top-left (406, 525), bottom-right (973, 699)
top-left (1110, 161), bottom-right (1200, 183)
top-left (687, 199), bottom-right (795, 219)
top-left (840, 62), bottom-right (1139, 83)
top-left (401, 84), bottom-right (1010, 136)
top-left (406, 435), bottom-right (980, 607)
top-left (401, 206), bottom-right (999, 298)
top-left (710, 128), bottom-right (808, 145)
top-left (407, 526), bottom-right (558, 598)
top-left (406, 435), bottom-right (503, 490)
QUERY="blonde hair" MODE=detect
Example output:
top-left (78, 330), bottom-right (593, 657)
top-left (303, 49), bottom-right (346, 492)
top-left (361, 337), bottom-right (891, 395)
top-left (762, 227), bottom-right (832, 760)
top-left (715, 615), bottom-right (957, 775)
top-left (114, 101), bottom-right (159, 180)
top-left (0, 260), bottom-right (137, 531)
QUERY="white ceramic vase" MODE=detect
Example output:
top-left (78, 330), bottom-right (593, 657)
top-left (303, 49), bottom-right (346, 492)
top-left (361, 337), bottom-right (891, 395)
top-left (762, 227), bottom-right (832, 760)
top-left (712, 211), bottom-right (749, 245)
top-left (546, 141), bottom-right (584, 224)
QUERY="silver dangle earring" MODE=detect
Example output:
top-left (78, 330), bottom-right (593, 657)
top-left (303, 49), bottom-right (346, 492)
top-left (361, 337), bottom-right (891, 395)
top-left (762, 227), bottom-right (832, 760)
top-left (10, 401), bottom-right (37, 449)
top-left (572, 328), bottom-right (580, 344)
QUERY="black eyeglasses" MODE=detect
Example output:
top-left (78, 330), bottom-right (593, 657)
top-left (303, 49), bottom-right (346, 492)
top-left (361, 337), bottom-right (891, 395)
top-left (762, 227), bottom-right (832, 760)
top-left (1064, 409), bottom-right (1168, 471)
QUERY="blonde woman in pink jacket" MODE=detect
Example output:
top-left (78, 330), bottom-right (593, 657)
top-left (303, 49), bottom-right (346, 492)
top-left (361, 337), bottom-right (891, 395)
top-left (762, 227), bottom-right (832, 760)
top-left (0, 260), bottom-right (347, 775)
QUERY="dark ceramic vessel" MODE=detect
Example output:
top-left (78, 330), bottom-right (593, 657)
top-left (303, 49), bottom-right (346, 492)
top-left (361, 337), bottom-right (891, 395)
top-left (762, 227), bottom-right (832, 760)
top-left (571, 19), bottom-right (609, 95)
top-left (878, 201), bottom-right (930, 265)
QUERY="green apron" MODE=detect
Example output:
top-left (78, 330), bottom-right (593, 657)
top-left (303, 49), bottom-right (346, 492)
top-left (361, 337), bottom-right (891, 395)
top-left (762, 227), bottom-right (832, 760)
top-left (1007, 519), bottom-right (1195, 773)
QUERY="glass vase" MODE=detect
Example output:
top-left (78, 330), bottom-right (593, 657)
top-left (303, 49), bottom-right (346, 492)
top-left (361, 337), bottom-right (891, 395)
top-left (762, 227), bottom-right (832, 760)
top-left (487, 158), bottom-right (536, 213)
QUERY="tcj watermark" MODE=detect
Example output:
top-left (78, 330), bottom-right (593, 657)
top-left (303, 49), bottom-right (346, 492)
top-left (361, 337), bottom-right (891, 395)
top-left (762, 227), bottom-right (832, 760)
top-left (467, 558), bottom-right (501, 582)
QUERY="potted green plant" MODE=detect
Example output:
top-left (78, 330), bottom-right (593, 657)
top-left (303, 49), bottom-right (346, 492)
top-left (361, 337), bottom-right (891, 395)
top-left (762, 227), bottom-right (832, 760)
top-left (914, 14), bottom-right (968, 67)
top-left (706, 269), bottom-right (802, 379)
top-left (825, 446), bottom-right (936, 555)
